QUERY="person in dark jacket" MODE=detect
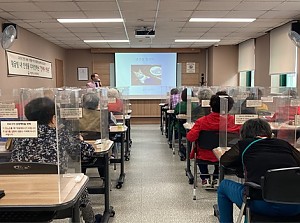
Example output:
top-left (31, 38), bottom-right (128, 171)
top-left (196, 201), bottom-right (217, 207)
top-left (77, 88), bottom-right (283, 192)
top-left (218, 118), bottom-right (300, 223)
top-left (11, 97), bottom-right (101, 223)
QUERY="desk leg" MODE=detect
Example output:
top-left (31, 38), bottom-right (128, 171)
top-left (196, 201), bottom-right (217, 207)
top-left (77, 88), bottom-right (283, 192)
top-left (212, 161), bottom-right (223, 221)
top-left (165, 111), bottom-right (169, 138)
top-left (125, 126), bottom-right (130, 161)
top-left (178, 119), bottom-right (182, 154)
top-left (116, 132), bottom-right (125, 189)
top-left (102, 153), bottom-right (115, 222)
top-left (71, 198), bottom-right (80, 223)
top-left (185, 139), bottom-right (194, 184)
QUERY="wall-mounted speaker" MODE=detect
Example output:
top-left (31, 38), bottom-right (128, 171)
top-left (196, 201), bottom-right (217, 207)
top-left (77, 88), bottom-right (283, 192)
top-left (2, 23), bottom-right (17, 39)
top-left (291, 21), bottom-right (300, 35)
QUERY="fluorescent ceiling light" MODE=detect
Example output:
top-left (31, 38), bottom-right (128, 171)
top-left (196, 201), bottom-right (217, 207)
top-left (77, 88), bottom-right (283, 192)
top-left (189, 18), bottom-right (256, 23)
top-left (84, 40), bottom-right (129, 43)
top-left (57, 18), bottom-right (123, 23)
top-left (175, 39), bottom-right (220, 43)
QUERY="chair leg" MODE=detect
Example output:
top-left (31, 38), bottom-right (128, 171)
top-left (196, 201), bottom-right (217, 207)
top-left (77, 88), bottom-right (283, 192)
top-left (246, 206), bottom-right (251, 223)
top-left (193, 144), bottom-right (197, 200)
top-left (236, 202), bottom-right (246, 223)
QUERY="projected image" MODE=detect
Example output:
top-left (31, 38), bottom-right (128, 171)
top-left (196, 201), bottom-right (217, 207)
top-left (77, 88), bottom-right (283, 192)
top-left (131, 65), bottom-right (161, 85)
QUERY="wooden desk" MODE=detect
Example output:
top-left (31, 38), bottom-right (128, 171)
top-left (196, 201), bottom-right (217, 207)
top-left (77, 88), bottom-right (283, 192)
top-left (84, 140), bottom-right (115, 222)
top-left (115, 115), bottom-right (132, 161)
top-left (0, 174), bottom-right (88, 222)
top-left (109, 125), bottom-right (127, 189)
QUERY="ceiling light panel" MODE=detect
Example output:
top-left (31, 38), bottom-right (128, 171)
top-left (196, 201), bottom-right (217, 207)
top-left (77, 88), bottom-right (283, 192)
top-left (57, 18), bottom-right (124, 23)
top-left (189, 18), bottom-right (256, 22)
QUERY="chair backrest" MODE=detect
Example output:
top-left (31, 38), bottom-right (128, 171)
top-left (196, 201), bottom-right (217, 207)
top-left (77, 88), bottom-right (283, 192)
top-left (0, 162), bottom-right (58, 174)
top-left (198, 130), bottom-right (219, 150)
top-left (197, 130), bottom-right (239, 150)
top-left (261, 167), bottom-right (300, 204)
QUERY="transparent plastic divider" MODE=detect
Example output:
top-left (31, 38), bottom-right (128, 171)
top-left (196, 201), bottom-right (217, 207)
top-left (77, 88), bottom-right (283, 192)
top-left (56, 88), bottom-right (82, 203)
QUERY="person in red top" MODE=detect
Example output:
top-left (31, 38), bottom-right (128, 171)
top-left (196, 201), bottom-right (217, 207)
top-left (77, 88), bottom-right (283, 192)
top-left (187, 91), bottom-right (241, 187)
top-left (107, 88), bottom-right (123, 114)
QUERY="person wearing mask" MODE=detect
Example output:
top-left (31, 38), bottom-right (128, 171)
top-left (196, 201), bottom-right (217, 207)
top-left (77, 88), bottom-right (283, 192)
top-left (86, 73), bottom-right (102, 88)
top-left (187, 91), bottom-right (240, 188)
top-left (218, 118), bottom-right (300, 223)
top-left (10, 97), bottom-right (102, 223)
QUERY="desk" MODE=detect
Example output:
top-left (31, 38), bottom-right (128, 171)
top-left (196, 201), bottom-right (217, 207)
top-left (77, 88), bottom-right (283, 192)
top-left (115, 115), bottom-right (131, 161)
top-left (109, 125), bottom-right (128, 189)
top-left (183, 122), bottom-right (194, 184)
top-left (0, 174), bottom-right (88, 222)
top-left (85, 140), bottom-right (115, 222)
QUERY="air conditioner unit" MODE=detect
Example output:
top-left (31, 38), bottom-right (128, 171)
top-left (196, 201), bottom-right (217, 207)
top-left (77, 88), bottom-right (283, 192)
top-left (135, 29), bottom-right (155, 38)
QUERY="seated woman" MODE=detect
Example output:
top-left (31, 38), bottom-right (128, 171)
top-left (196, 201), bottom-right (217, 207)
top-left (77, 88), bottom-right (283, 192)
top-left (218, 118), bottom-right (300, 223)
top-left (10, 97), bottom-right (101, 223)
top-left (107, 88), bottom-right (123, 115)
top-left (187, 91), bottom-right (240, 188)
top-left (79, 92), bottom-right (101, 136)
top-left (191, 88), bottom-right (212, 122)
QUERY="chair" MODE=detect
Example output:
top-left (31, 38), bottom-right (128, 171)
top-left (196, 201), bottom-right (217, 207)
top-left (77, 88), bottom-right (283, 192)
top-left (193, 130), bottom-right (239, 200)
top-left (192, 131), bottom-right (220, 200)
top-left (0, 162), bottom-right (58, 222)
top-left (237, 167), bottom-right (300, 223)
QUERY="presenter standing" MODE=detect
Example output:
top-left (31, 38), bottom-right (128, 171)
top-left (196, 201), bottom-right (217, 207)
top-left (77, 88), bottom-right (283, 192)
top-left (86, 73), bottom-right (102, 88)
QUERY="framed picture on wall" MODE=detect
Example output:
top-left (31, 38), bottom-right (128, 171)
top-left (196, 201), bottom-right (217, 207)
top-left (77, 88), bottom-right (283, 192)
top-left (77, 67), bottom-right (89, 81)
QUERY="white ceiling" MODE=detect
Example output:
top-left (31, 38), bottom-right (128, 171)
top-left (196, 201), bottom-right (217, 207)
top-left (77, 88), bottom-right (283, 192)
top-left (0, 0), bottom-right (299, 49)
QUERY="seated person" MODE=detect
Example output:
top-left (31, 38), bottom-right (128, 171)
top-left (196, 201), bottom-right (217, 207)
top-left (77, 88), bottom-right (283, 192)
top-left (191, 88), bottom-right (212, 122)
top-left (187, 91), bottom-right (240, 188)
top-left (79, 92), bottom-right (101, 135)
top-left (255, 88), bottom-right (269, 114)
top-left (169, 88), bottom-right (180, 110)
top-left (107, 88), bottom-right (123, 115)
top-left (218, 118), bottom-right (300, 223)
top-left (10, 97), bottom-right (101, 223)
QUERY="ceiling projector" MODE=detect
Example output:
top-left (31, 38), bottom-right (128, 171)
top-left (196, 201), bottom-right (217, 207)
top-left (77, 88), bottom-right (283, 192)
top-left (135, 28), bottom-right (155, 38)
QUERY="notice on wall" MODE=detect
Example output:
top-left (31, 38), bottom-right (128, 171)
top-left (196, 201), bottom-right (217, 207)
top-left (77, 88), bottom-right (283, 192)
top-left (186, 62), bottom-right (196, 73)
top-left (7, 51), bottom-right (52, 79)
top-left (235, 114), bottom-right (258, 125)
top-left (1, 121), bottom-right (37, 138)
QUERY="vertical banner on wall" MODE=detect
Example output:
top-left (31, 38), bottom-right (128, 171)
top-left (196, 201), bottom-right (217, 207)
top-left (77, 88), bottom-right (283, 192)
top-left (6, 51), bottom-right (52, 79)
top-left (186, 62), bottom-right (196, 73)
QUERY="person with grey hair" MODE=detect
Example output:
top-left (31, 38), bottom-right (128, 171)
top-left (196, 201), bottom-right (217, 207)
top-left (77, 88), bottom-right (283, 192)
top-left (79, 93), bottom-right (101, 133)
top-left (107, 88), bottom-right (123, 114)
top-left (191, 88), bottom-right (212, 122)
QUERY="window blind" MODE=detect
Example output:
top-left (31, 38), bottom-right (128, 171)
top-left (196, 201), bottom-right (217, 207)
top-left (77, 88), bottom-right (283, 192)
top-left (238, 39), bottom-right (255, 72)
top-left (269, 23), bottom-right (296, 75)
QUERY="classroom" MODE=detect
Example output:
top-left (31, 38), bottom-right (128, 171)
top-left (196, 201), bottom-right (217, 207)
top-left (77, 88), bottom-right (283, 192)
top-left (0, 0), bottom-right (300, 223)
